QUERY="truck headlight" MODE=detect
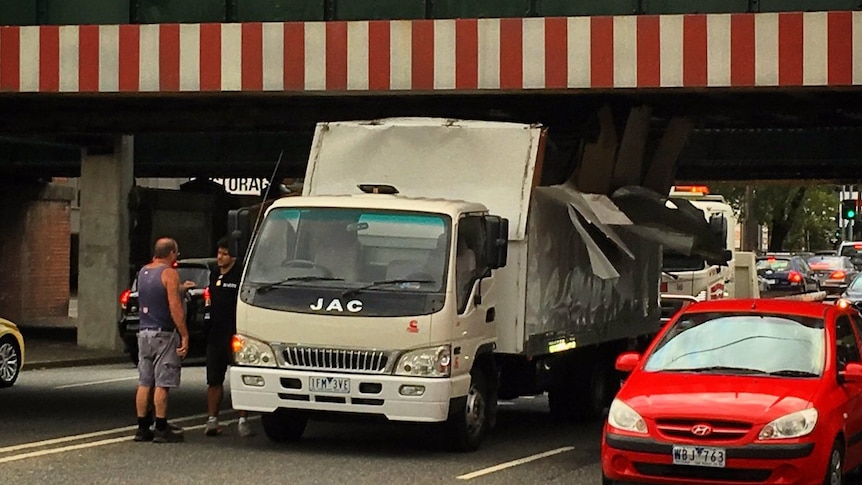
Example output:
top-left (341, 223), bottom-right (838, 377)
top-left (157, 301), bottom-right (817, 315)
top-left (608, 399), bottom-right (647, 434)
top-left (394, 345), bottom-right (451, 377)
top-left (231, 334), bottom-right (277, 368)
top-left (758, 409), bottom-right (817, 439)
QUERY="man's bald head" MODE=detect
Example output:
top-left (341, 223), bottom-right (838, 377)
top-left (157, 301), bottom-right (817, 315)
top-left (153, 238), bottom-right (178, 259)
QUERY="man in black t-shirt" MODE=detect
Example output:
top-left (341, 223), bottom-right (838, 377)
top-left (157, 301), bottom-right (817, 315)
top-left (204, 237), bottom-right (253, 437)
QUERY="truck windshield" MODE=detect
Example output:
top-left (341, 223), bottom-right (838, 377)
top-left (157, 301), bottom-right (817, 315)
top-left (245, 207), bottom-right (451, 292)
top-left (662, 251), bottom-right (706, 272)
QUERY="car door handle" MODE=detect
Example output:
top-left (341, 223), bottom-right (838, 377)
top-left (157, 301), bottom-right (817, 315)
top-left (485, 307), bottom-right (495, 323)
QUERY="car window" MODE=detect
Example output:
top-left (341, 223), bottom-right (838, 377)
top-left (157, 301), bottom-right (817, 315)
top-left (644, 312), bottom-right (826, 376)
top-left (850, 276), bottom-right (862, 292)
top-left (757, 259), bottom-right (791, 271)
top-left (841, 245), bottom-right (861, 257)
top-left (177, 267), bottom-right (211, 289)
top-left (809, 257), bottom-right (845, 271)
top-left (835, 315), bottom-right (861, 370)
top-left (798, 258), bottom-right (810, 272)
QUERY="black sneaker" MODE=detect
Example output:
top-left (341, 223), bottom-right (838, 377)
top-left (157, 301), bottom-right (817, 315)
top-left (133, 428), bottom-right (154, 442)
top-left (153, 427), bottom-right (185, 443)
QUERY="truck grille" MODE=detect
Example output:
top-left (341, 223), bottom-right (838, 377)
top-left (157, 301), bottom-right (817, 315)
top-left (281, 346), bottom-right (389, 374)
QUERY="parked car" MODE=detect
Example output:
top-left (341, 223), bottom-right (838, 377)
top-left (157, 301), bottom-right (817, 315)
top-left (756, 255), bottom-right (819, 295)
top-left (0, 317), bottom-right (24, 387)
top-left (837, 241), bottom-right (862, 270)
top-left (807, 255), bottom-right (858, 297)
top-left (118, 258), bottom-right (215, 365)
top-left (602, 298), bottom-right (862, 485)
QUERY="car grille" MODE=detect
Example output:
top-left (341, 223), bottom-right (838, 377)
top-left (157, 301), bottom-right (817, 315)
top-left (655, 418), bottom-right (751, 441)
top-left (281, 346), bottom-right (389, 374)
top-left (634, 463), bottom-right (771, 482)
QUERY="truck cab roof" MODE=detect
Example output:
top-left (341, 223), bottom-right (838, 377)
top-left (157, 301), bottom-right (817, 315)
top-left (267, 193), bottom-right (489, 219)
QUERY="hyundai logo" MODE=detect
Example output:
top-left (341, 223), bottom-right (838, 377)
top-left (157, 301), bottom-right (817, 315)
top-left (691, 424), bottom-right (713, 436)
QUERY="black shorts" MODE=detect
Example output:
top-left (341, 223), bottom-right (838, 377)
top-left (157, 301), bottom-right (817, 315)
top-left (206, 333), bottom-right (233, 386)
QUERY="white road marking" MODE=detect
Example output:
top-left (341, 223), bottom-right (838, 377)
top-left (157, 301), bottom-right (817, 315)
top-left (0, 413), bottom-right (210, 453)
top-left (55, 376), bottom-right (139, 389)
top-left (0, 416), bottom-right (259, 464)
top-left (456, 446), bottom-right (575, 480)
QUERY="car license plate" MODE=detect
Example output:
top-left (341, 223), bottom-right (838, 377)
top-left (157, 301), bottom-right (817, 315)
top-left (672, 445), bottom-right (726, 468)
top-left (309, 376), bottom-right (350, 393)
top-left (766, 279), bottom-right (776, 285)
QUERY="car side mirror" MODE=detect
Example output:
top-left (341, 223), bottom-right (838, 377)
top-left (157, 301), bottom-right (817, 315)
top-left (615, 351), bottom-right (641, 373)
top-left (841, 362), bottom-right (862, 384)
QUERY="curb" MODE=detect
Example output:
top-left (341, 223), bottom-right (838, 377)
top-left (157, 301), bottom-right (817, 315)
top-left (24, 355), bottom-right (131, 371)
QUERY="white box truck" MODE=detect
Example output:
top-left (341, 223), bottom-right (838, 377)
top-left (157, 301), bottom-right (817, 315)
top-left (227, 118), bottom-right (728, 451)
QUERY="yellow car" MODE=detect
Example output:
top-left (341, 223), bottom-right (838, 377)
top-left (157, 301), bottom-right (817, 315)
top-left (0, 317), bottom-right (24, 387)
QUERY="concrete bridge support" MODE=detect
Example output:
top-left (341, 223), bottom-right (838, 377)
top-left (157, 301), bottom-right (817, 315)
top-left (77, 136), bottom-right (133, 350)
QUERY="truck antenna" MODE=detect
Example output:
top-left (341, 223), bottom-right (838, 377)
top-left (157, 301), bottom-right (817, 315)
top-left (252, 149), bottom-right (285, 237)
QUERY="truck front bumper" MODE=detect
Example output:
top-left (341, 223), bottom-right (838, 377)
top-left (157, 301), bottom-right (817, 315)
top-left (229, 366), bottom-right (470, 422)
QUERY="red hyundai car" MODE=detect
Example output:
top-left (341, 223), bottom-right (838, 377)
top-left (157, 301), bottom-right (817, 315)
top-left (602, 299), bottom-right (862, 485)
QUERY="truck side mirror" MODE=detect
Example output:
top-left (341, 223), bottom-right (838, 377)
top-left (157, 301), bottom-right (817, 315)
top-left (484, 216), bottom-right (509, 269)
top-left (228, 208), bottom-right (253, 261)
top-left (709, 214), bottom-right (728, 250)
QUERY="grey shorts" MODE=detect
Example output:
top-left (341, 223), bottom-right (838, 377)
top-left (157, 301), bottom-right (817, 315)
top-left (137, 330), bottom-right (182, 388)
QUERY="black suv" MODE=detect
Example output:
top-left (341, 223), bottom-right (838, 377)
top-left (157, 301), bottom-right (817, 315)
top-left (118, 258), bottom-right (215, 365)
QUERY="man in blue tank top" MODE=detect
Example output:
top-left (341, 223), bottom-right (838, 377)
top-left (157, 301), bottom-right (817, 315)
top-left (133, 237), bottom-right (192, 443)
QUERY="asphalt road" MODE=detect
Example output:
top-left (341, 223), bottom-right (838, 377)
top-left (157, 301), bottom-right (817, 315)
top-left (1, 362), bottom-right (604, 485)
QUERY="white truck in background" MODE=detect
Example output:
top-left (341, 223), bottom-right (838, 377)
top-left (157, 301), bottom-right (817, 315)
top-left (660, 186), bottom-right (739, 301)
top-left (226, 119), bottom-right (729, 451)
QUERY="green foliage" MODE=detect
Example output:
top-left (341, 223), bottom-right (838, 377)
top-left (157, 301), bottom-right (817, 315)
top-left (710, 183), bottom-right (838, 252)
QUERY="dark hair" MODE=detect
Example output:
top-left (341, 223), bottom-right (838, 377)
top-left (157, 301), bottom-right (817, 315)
top-left (217, 236), bottom-right (231, 255)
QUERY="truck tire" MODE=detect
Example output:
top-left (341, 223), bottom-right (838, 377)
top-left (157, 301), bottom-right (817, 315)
top-left (446, 370), bottom-right (491, 452)
top-left (261, 410), bottom-right (308, 443)
top-left (549, 360), bottom-right (615, 422)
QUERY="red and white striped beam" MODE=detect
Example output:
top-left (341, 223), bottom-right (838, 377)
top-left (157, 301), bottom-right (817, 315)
top-left (0, 11), bottom-right (859, 94)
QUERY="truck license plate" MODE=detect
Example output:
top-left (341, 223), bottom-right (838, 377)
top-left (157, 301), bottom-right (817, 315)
top-left (672, 445), bottom-right (726, 468)
top-left (309, 376), bottom-right (350, 393)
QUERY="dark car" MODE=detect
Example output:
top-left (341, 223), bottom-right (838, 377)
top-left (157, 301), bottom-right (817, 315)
top-left (118, 258), bottom-right (215, 365)
top-left (807, 255), bottom-right (858, 297)
top-left (756, 255), bottom-right (819, 295)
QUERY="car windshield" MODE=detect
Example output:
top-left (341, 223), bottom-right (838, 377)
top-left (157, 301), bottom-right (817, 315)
top-left (848, 276), bottom-right (862, 292)
top-left (245, 207), bottom-right (450, 292)
top-left (756, 258), bottom-right (791, 272)
top-left (807, 257), bottom-right (845, 271)
top-left (840, 245), bottom-right (862, 257)
top-left (644, 312), bottom-right (825, 376)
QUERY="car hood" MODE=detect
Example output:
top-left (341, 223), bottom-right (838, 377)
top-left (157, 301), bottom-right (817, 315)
top-left (620, 372), bottom-right (821, 423)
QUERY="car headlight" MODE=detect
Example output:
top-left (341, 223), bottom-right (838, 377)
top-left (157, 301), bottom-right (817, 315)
top-left (608, 399), bottom-right (647, 434)
top-left (394, 345), bottom-right (451, 377)
top-left (758, 409), bottom-right (818, 440)
top-left (231, 334), bottom-right (277, 368)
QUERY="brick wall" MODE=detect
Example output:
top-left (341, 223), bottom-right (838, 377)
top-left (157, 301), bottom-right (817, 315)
top-left (0, 183), bottom-right (73, 325)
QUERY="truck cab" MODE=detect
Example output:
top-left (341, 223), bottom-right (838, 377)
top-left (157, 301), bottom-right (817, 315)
top-left (231, 190), bottom-right (508, 450)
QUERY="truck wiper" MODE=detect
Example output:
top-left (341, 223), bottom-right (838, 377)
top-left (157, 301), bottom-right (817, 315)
top-left (342, 279), bottom-right (434, 298)
top-left (257, 276), bottom-right (344, 294)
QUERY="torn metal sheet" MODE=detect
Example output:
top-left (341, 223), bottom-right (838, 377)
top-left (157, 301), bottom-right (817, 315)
top-left (524, 186), bottom-right (660, 355)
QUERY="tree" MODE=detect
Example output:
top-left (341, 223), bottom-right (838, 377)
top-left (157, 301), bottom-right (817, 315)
top-left (710, 183), bottom-right (838, 252)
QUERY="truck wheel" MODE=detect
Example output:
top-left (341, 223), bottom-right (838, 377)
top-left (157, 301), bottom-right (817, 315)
top-left (446, 370), bottom-right (491, 452)
top-left (261, 410), bottom-right (308, 443)
top-left (0, 336), bottom-right (21, 388)
top-left (549, 360), bottom-right (614, 422)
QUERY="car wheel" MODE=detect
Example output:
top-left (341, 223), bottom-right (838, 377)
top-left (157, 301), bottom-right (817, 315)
top-left (824, 439), bottom-right (844, 485)
top-left (0, 335), bottom-right (22, 388)
top-left (446, 369), bottom-right (491, 452)
top-left (261, 409), bottom-right (307, 443)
